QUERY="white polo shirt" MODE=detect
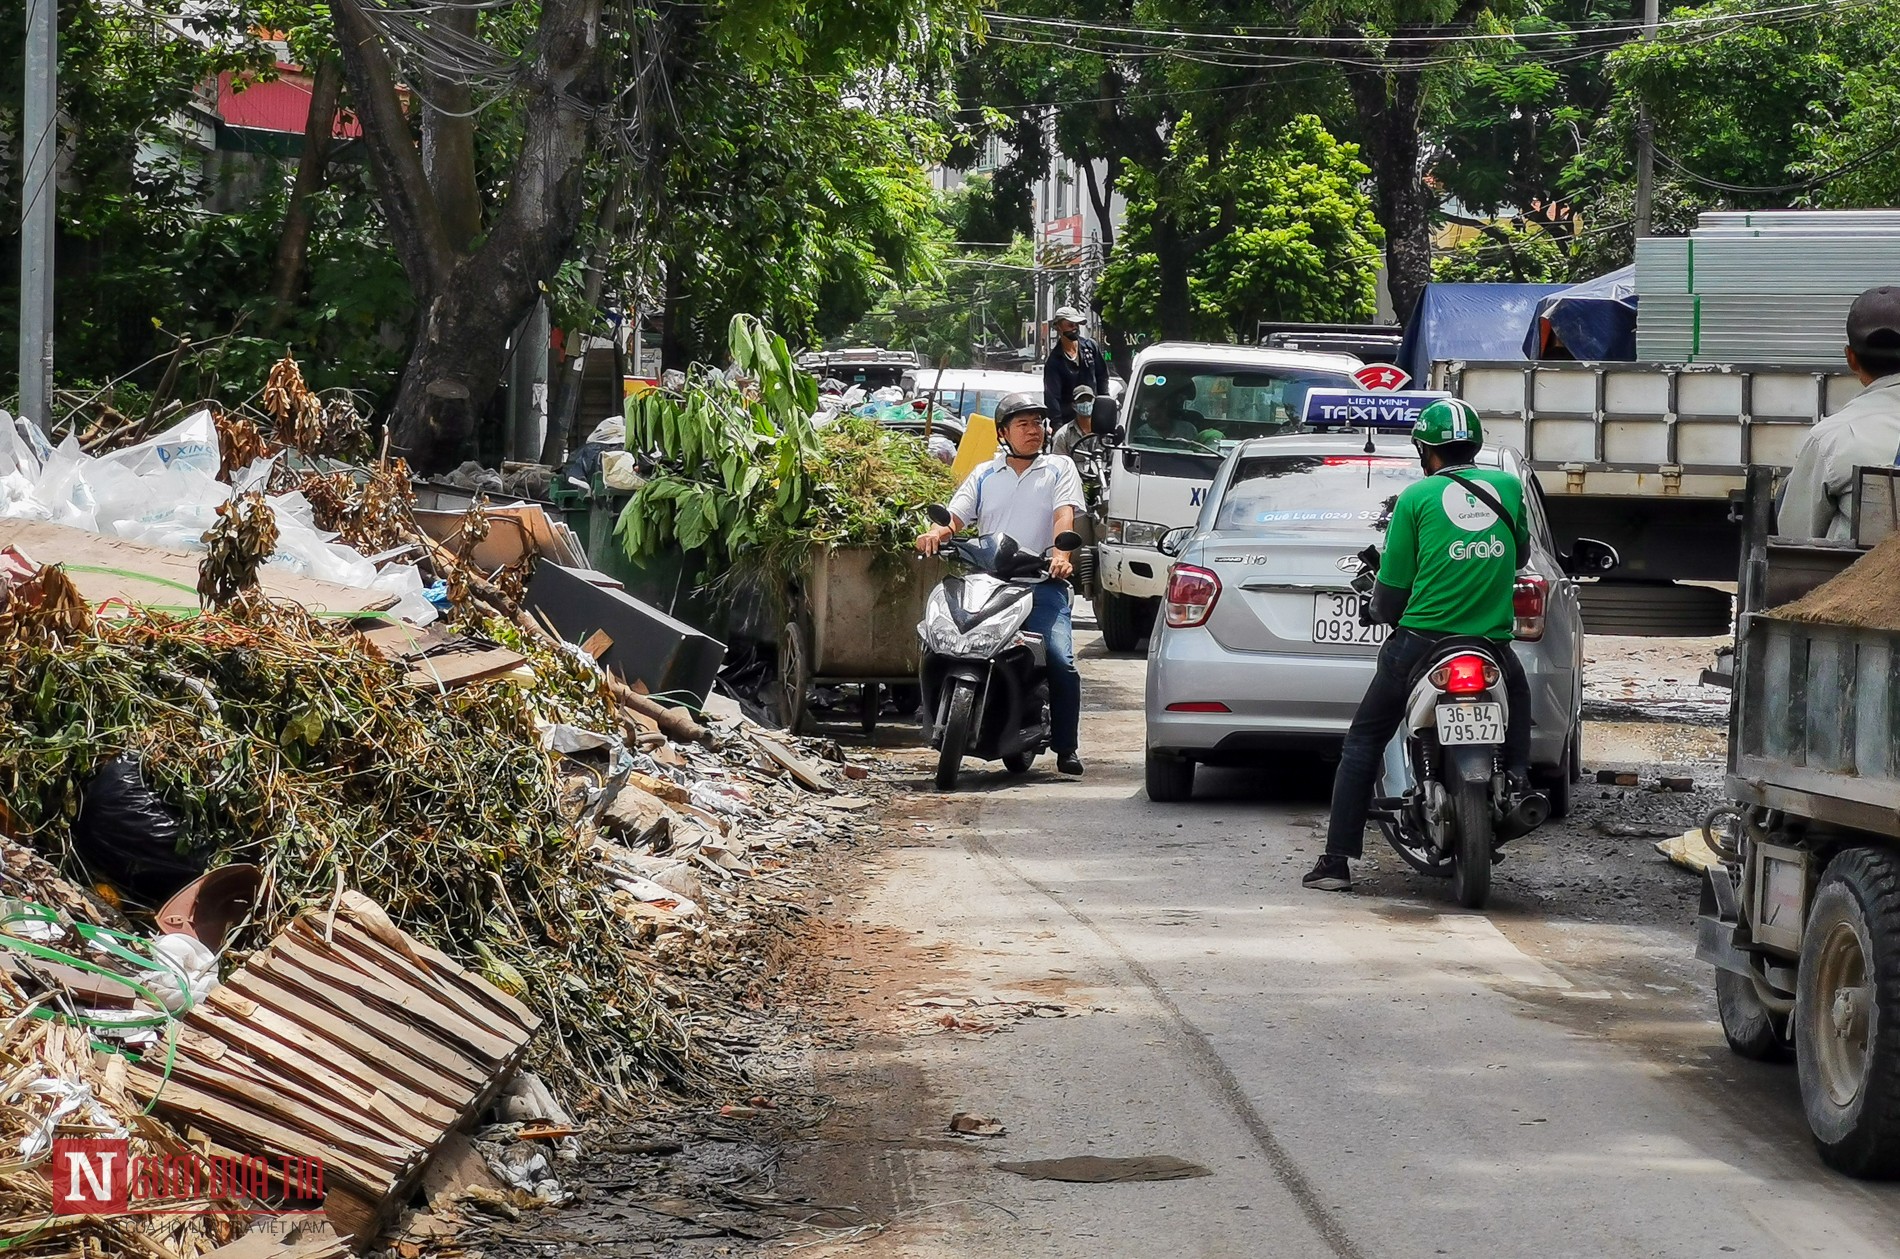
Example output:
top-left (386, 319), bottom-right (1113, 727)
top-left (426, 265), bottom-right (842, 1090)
top-left (947, 453), bottom-right (1085, 553)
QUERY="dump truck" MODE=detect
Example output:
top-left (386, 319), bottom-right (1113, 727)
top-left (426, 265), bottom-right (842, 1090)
top-left (1698, 464), bottom-right (1900, 1176)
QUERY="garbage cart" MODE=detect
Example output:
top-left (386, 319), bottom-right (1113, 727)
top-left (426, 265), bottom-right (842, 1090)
top-left (779, 548), bottom-right (943, 733)
top-left (1699, 465), bottom-right (1900, 1177)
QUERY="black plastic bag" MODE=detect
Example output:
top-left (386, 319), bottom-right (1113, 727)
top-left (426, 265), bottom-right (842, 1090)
top-left (73, 757), bottom-right (209, 901)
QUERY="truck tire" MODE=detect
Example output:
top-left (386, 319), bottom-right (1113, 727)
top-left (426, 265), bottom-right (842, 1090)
top-left (1716, 967), bottom-right (1794, 1063)
top-left (1098, 591), bottom-right (1147, 653)
top-left (1451, 781), bottom-right (1494, 910)
top-left (1145, 749), bottom-right (1195, 802)
top-left (1795, 846), bottom-right (1900, 1177)
top-left (934, 680), bottom-right (976, 791)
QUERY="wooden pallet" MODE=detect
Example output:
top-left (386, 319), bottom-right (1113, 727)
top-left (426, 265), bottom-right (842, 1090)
top-left (127, 892), bottom-right (541, 1247)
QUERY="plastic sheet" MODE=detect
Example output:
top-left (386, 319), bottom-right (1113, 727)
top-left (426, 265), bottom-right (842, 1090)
top-left (1523, 266), bottom-right (1638, 362)
top-left (0, 410), bottom-right (437, 623)
top-left (1397, 283), bottom-right (1568, 384)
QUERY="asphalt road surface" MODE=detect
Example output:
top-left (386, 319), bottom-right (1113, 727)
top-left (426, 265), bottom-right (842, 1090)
top-left (778, 620), bottom-right (1900, 1259)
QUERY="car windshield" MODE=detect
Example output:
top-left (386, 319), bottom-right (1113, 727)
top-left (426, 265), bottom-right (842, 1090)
top-left (1214, 455), bottom-right (1420, 533)
top-left (1126, 365), bottom-right (1355, 451)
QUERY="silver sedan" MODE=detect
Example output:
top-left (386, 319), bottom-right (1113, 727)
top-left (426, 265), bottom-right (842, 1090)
top-left (1143, 432), bottom-right (1588, 809)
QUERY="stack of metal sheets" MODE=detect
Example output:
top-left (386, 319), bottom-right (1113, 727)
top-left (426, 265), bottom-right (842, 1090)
top-left (1634, 211), bottom-right (1900, 363)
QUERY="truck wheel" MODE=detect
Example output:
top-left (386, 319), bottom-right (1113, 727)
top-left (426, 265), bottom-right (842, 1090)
top-left (1795, 846), bottom-right (1900, 1177)
top-left (1716, 968), bottom-right (1794, 1063)
top-left (1451, 782), bottom-right (1493, 910)
top-left (1098, 592), bottom-right (1145, 653)
top-left (1145, 749), bottom-right (1195, 802)
top-left (934, 680), bottom-right (976, 791)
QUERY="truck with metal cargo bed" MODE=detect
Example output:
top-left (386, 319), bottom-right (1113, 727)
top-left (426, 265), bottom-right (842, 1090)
top-left (1439, 359), bottom-right (1858, 632)
top-left (1699, 463), bottom-right (1900, 1176)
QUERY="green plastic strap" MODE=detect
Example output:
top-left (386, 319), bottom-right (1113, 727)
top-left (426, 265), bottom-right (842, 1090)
top-left (0, 903), bottom-right (196, 1029)
top-left (1685, 238), bottom-right (1694, 293)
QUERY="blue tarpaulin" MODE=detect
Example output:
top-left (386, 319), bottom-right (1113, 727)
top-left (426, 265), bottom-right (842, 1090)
top-left (1397, 283), bottom-right (1567, 385)
top-left (1522, 265), bottom-right (1637, 361)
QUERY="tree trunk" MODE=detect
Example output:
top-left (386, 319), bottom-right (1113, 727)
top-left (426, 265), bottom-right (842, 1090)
top-left (333, 0), bottom-right (608, 471)
top-left (1152, 212), bottom-right (1195, 341)
top-left (539, 173), bottom-right (627, 466)
top-left (423, 2), bottom-right (483, 252)
top-left (1349, 69), bottom-right (1433, 320)
top-left (265, 57), bottom-right (343, 331)
top-left (660, 261), bottom-right (690, 373)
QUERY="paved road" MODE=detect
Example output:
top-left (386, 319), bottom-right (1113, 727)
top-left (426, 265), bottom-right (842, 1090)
top-left (784, 626), bottom-right (1900, 1259)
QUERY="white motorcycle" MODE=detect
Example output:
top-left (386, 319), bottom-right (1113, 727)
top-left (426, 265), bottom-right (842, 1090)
top-left (918, 504), bottom-right (1082, 790)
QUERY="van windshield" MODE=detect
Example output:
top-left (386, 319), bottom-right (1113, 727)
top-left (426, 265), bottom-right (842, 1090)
top-left (1214, 456), bottom-right (1419, 533)
top-left (1127, 364), bottom-right (1355, 452)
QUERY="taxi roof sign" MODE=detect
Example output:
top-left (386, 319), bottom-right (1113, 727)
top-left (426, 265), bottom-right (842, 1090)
top-left (1301, 388), bottom-right (1451, 431)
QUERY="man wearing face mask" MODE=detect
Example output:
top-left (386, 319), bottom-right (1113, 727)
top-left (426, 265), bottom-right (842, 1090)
top-left (1052, 386), bottom-right (1096, 466)
top-left (1044, 306), bottom-right (1110, 429)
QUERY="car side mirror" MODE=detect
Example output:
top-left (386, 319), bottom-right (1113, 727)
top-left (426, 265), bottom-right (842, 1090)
top-left (1053, 530), bottom-right (1082, 552)
top-left (1158, 525), bottom-right (1194, 558)
top-left (1564, 537), bottom-right (1620, 575)
top-left (927, 503), bottom-right (953, 527)
top-left (1092, 397), bottom-right (1122, 443)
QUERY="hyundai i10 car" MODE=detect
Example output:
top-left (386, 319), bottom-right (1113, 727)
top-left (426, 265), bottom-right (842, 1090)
top-left (1143, 432), bottom-right (1594, 809)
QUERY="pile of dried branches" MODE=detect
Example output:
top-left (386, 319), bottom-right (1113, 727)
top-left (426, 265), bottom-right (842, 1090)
top-left (0, 608), bottom-right (733, 1107)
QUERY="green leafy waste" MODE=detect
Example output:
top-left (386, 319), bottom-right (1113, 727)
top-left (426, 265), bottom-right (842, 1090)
top-left (615, 314), bottom-right (954, 591)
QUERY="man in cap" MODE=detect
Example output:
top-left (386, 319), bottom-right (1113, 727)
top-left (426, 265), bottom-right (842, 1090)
top-left (1044, 305), bottom-right (1111, 430)
top-left (1052, 385), bottom-right (1097, 466)
top-left (1781, 285), bottom-right (1900, 540)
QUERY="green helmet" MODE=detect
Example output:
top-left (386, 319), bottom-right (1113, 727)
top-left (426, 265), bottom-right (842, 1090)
top-left (1412, 397), bottom-right (1483, 447)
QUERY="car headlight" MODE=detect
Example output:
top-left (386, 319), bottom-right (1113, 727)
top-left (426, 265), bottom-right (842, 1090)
top-left (1107, 519), bottom-right (1168, 547)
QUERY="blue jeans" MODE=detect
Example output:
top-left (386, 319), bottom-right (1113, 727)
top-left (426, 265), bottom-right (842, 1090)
top-left (1023, 581), bottom-right (1080, 754)
top-left (1324, 629), bottom-right (1531, 860)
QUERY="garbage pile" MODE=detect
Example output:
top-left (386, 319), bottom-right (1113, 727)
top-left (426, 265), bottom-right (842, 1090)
top-left (0, 350), bottom-right (886, 1255)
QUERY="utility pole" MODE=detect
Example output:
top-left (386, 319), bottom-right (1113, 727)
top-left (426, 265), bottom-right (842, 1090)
top-left (1632, 0), bottom-right (1659, 239)
top-left (18, 0), bottom-right (56, 423)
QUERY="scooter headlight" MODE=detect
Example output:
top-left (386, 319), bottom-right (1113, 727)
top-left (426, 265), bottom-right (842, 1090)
top-left (958, 627), bottom-right (1007, 656)
top-left (924, 603), bottom-right (962, 653)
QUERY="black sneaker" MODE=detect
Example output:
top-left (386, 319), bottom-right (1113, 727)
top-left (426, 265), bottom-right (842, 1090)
top-left (1302, 854), bottom-right (1353, 891)
top-left (1057, 752), bottom-right (1085, 776)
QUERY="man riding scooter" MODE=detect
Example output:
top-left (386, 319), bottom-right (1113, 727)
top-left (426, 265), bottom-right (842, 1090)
top-left (1304, 398), bottom-right (1547, 891)
top-left (916, 392), bottom-right (1087, 776)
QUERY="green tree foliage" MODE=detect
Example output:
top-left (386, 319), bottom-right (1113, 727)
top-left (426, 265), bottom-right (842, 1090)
top-left (1432, 222), bottom-right (1567, 282)
top-left (1096, 116), bottom-right (1384, 342)
top-left (650, 73), bottom-right (949, 366)
top-left (831, 178), bottom-right (1035, 365)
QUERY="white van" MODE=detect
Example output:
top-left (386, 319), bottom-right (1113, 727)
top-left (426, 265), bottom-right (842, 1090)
top-left (1093, 342), bottom-right (1362, 650)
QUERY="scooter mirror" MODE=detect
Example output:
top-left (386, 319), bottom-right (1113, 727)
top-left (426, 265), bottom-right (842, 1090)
top-left (1091, 397), bottom-right (1122, 442)
top-left (1053, 530), bottom-right (1082, 552)
top-left (926, 503), bottom-right (953, 527)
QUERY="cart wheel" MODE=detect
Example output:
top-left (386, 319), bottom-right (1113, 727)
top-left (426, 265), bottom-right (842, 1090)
top-left (861, 683), bottom-right (880, 735)
top-left (780, 620), bottom-right (812, 734)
